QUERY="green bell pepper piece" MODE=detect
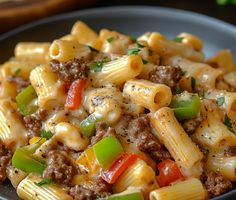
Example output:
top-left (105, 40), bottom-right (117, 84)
top-left (93, 136), bottom-right (124, 169)
top-left (16, 85), bottom-right (38, 116)
top-left (80, 113), bottom-right (103, 137)
top-left (99, 189), bottom-right (144, 200)
top-left (12, 143), bottom-right (46, 174)
top-left (170, 92), bottom-right (201, 121)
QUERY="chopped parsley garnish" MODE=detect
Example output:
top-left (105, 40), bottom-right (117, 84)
top-left (88, 45), bottom-right (99, 52)
top-left (199, 90), bottom-right (205, 98)
top-left (224, 115), bottom-right (234, 133)
top-left (191, 77), bottom-right (196, 91)
top-left (88, 60), bottom-right (108, 72)
top-left (173, 37), bottom-right (184, 43)
top-left (106, 37), bottom-right (114, 43)
top-left (175, 86), bottom-right (183, 94)
top-left (137, 43), bottom-right (145, 48)
top-left (127, 48), bottom-right (140, 55)
top-left (14, 68), bottom-right (21, 76)
top-left (40, 130), bottom-right (53, 140)
top-left (35, 178), bottom-right (53, 187)
top-left (181, 70), bottom-right (186, 76)
top-left (217, 96), bottom-right (225, 106)
top-left (142, 59), bottom-right (148, 64)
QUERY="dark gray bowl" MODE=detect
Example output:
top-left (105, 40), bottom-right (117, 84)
top-left (0, 6), bottom-right (235, 200)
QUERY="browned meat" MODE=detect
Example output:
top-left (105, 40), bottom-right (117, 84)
top-left (90, 122), bottom-right (116, 146)
top-left (23, 108), bottom-right (47, 137)
top-left (0, 141), bottom-right (12, 183)
top-left (50, 58), bottom-right (88, 88)
top-left (68, 177), bottom-right (110, 200)
top-left (43, 150), bottom-right (77, 185)
top-left (69, 185), bottom-right (94, 200)
top-left (201, 171), bottom-right (232, 197)
top-left (7, 76), bottom-right (30, 92)
top-left (148, 65), bottom-right (182, 89)
top-left (181, 113), bottom-right (203, 134)
top-left (224, 146), bottom-right (236, 157)
top-left (127, 116), bottom-right (171, 162)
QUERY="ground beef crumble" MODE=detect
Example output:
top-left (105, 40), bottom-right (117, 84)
top-left (224, 146), bottom-right (236, 157)
top-left (43, 149), bottom-right (77, 185)
top-left (201, 171), bottom-right (232, 197)
top-left (23, 108), bottom-right (47, 137)
top-left (90, 122), bottom-right (116, 146)
top-left (0, 141), bottom-right (12, 183)
top-left (181, 113), bottom-right (203, 135)
top-left (50, 58), bottom-right (88, 89)
top-left (148, 65), bottom-right (182, 90)
top-left (7, 76), bottom-right (30, 92)
top-left (68, 178), bottom-right (111, 200)
top-left (127, 116), bottom-right (171, 162)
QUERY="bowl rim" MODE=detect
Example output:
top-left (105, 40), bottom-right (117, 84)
top-left (0, 5), bottom-right (236, 41)
top-left (0, 5), bottom-right (235, 200)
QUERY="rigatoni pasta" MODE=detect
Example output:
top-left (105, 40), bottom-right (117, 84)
top-left (71, 21), bottom-right (98, 45)
top-left (15, 42), bottom-right (50, 63)
top-left (151, 107), bottom-right (203, 177)
top-left (0, 21), bottom-right (235, 200)
top-left (0, 99), bottom-right (28, 150)
top-left (30, 65), bottom-right (66, 108)
top-left (163, 55), bottom-right (223, 90)
top-left (90, 55), bottom-right (143, 86)
top-left (150, 178), bottom-right (206, 200)
top-left (192, 112), bottom-right (236, 149)
top-left (17, 174), bottom-right (73, 200)
top-left (138, 32), bottom-right (205, 62)
top-left (207, 151), bottom-right (236, 181)
top-left (49, 39), bottom-right (91, 62)
top-left (123, 79), bottom-right (172, 112)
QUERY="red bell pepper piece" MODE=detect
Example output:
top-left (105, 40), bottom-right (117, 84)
top-left (101, 153), bottom-right (138, 184)
top-left (156, 159), bottom-right (184, 187)
top-left (65, 79), bottom-right (87, 110)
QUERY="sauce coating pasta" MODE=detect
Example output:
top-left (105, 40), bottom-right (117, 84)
top-left (0, 21), bottom-right (235, 200)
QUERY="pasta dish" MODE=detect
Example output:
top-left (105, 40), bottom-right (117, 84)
top-left (0, 21), bottom-right (235, 200)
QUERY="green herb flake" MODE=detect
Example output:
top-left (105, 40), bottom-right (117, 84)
top-left (199, 90), bottom-right (205, 98)
top-left (106, 37), bottom-right (114, 43)
top-left (217, 96), bottom-right (225, 106)
top-left (88, 61), bottom-right (104, 72)
top-left (142, 59), bottom-right (148, 64)
top-left (88, 45), bottom-right (99, 52)
top-left (14, 68), bottom-right (21, 76)
top-left (181, 70), bottom-right (186, 76)
top-left (137, 43), bottom-right (145, 48)
top-left (173, 37), bottom-right (184, 43)
top-left (40, 130), bottom-right (53, 140)
top-left (127, 48), bottom-right (140, 55)
top-left (191, 77), bottom-right (196, 91)
top-left (224, 115), bottom-right (234, 133)
top-left (175, 86), bottom-right (183, 94)
top-left (35, 178), bottom-right (53, 187)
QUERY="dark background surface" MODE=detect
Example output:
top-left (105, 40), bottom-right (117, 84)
top-left (0, 0), bottom-right (235, 34)
top-left (95, 0), bottom-right (236, 26)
